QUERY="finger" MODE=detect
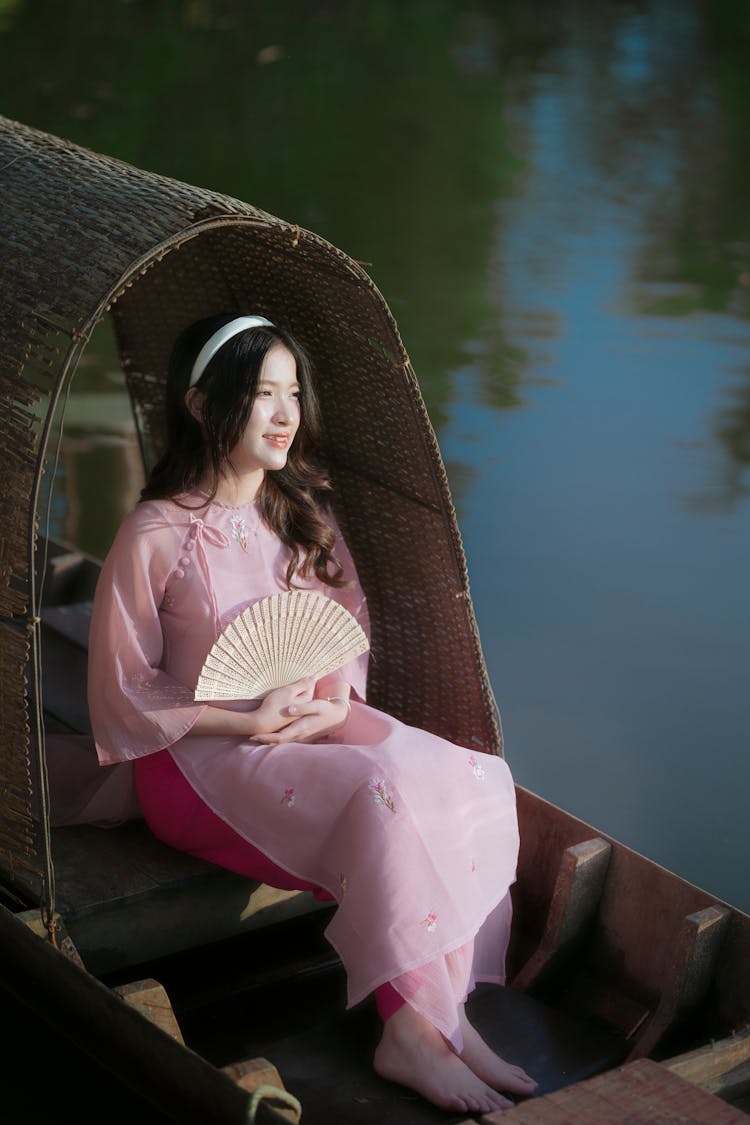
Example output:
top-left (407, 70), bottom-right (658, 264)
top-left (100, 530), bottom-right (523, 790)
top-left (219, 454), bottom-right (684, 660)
top-left (287, 701), bottom-right (322, 717)
top-left (279, 719), bottom-right (314, 742)
top-left (269, 717), bottom-right (331, 743)
top-left (290, 675), bottom-right (316, 694)
top-left (255, 722), bottom-right (309, 744)
top-left (253, 728), bottom-right (296, 744)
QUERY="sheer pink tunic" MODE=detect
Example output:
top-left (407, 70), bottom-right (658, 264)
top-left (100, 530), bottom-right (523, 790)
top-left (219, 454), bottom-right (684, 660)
top-left (87, 493), bottom-right (519, 1049)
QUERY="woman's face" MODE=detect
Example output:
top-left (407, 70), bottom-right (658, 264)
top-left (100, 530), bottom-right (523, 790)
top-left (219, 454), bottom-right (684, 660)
top-left (227, 342), bottom-right (301, 476)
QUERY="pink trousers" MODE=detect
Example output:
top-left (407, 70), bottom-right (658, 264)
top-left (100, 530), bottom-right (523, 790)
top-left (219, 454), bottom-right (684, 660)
top-left (134, 748), bottom-right (406, 1023)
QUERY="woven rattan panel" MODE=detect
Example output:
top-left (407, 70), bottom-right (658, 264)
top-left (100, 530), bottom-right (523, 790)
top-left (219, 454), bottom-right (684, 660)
top-left (111, 223), bottom-right (501, 754)
top-left (0, 115), bottom-right (267, 896)
top-left (0, 113), bottom-right (501, 897)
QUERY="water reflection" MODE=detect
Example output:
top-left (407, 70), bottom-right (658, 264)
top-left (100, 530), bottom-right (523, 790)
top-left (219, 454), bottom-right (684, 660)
top-left (3, 0), bottom-right (749, 909)
top-left (715, 374), bottom-right (750, 505)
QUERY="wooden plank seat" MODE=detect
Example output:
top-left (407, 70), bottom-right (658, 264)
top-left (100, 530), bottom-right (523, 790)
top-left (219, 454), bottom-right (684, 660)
top-left (49, 821), bottom-right (328, 976)
top-left (38, 598), bottom-right (326, 976)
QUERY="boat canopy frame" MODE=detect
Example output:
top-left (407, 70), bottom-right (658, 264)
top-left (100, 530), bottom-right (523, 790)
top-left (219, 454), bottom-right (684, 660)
top-left (0, 115), bottom-right (502, 921)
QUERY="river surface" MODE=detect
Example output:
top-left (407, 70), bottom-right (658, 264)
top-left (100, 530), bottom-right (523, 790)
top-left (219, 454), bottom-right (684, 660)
top-left (2, 0), bottom-right (748, 910)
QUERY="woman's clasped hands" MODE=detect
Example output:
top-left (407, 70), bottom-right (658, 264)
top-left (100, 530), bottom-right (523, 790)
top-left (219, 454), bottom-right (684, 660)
top-left (252, 677), bottom-right (351, 744)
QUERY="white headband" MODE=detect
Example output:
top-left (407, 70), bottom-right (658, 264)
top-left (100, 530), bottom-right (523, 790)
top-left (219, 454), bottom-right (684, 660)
top-left (189, 315), bottom-right (276, 387)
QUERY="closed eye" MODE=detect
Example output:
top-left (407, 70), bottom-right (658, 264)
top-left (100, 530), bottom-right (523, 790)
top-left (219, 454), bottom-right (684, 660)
top-left (256, 386), bottom-right (301, 398)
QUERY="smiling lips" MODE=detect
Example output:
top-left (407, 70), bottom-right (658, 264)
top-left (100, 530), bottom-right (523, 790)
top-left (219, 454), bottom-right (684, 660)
top-left (264, 433), bottom-right (290, 448)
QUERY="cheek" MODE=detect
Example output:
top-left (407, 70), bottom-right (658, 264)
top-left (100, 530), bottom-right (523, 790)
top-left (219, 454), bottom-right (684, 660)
top-left (247, 401), bottom-right (273, 429)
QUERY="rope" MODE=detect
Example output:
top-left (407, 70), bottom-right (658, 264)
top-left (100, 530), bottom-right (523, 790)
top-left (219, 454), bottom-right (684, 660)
top-left (32, 333), bottom-right (88, 940)
top-left (247, 1084), bottom-right (302, 1123)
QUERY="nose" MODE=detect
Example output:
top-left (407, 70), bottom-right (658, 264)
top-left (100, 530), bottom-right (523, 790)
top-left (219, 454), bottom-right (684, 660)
top-left (272, 398), bottom-right (298, 425)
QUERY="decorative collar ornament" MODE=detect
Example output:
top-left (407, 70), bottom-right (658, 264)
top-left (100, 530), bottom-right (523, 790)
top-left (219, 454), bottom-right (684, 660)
top-left (189, 315), bottom-right (276, 387)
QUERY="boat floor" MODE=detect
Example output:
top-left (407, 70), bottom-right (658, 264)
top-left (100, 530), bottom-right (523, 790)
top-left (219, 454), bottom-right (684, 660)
top-left (102, 912), bottom-right (628, 1125)
top-left (261, 984), bottom-right (627, 1124)
top-left (6, 902), bottom-right (748, 1125)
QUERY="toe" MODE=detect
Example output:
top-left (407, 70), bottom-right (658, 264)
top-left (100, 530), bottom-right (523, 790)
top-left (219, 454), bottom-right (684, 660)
top-left (515, 1066), bottom-right (535, 1080)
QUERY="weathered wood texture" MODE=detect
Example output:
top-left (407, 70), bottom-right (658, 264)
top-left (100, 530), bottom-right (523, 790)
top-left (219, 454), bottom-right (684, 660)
top-left (114, 977), bottom-right (185, 1044)
top-left (511, 787), bottom-right (750, 1047)
top-left (665, 1029), bottom-right (750, 1102)
top-left (221, 1057), bottom-right (301, 1122)
top-left (627, 904), bottom-right (732, 1060)
top-left (48, 820), bottom-right (326, 973)
top-left (222, 1056), bottom-right (285, 1093)
top-left (512, 836), bottom-right (611, 992)
top-left (17, 907), bottom-right (85, 968)
top-left (480, 1057), bottom-right (749, 1124)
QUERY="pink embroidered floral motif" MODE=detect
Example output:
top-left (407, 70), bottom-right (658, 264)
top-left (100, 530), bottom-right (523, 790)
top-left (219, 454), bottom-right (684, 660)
top-left (368, 778), bottom-right (396, 813)
top-left (468, 753), bottom-right (486, 780)
top-left (281, 787), bottom-right (296, 807)
top-left (230, 516), bottom-right (248, 552)
top-left (471, 857), bottom-right (478, 873)
top-left (421, 912), bottom-right (438, 933)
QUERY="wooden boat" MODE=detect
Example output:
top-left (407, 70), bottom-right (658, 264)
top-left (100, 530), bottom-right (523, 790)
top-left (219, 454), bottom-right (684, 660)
top-left (1, 115), bottom-right (748, 1123)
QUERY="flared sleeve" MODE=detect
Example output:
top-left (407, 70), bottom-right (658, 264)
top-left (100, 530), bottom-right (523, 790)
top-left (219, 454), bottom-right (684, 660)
top-left (88, 503), bottom-right (207, 765)
top-left (315, 510), bottom-right (371, 702)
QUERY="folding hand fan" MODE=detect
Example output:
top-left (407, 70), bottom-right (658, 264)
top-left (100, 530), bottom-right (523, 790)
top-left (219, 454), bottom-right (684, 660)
top-left (194, 589), bottom-right (369, 701)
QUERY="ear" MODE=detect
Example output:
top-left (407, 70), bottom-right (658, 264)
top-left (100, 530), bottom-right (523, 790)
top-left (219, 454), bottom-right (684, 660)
top-left (184, 387), bottom-right (206, 423)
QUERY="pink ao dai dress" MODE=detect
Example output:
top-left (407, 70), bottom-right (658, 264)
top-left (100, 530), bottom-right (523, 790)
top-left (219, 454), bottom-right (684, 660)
top-left (87, 492), bottom-right (520, 1050)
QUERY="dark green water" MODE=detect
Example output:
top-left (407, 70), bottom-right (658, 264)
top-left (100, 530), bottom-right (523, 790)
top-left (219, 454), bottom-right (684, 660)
top-left (2, 0), bottom-right (748, 911)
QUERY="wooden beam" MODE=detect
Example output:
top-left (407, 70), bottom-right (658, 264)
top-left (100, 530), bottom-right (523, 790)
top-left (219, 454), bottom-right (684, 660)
top-left (627, 904), bottom-right (732, 1061)
top-left (18, 907), bottom-right (85, 969)
top-left (221, 1059), bottom-right (301, 1123)
top-left (665, 1028), bottom-right (750, 1102)
top-left (512, 836), bottom-right (611, 993)
top-left (221, 1056), bottom-right (284, 1093)
top-left (114, 978), bottom-right (185, 1045)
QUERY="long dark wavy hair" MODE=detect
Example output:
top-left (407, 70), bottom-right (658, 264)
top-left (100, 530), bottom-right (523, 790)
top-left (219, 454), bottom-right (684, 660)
top-left (140, 315), bottom-right (345, 589)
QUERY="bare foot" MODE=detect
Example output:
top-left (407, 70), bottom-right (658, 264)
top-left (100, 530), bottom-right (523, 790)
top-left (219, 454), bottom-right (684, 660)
top-left (374, 1003), bottom-right (514, 1114)
top-left (458, 1004), bottom-right (537, 1097)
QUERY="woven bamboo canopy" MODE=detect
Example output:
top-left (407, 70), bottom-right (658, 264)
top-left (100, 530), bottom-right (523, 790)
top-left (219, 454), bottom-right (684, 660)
top-left (0, 115), bottom-right (502, 911)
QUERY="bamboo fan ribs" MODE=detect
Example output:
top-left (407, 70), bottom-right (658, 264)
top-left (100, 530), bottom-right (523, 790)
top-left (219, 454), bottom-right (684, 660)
top-left (194, 590), bottom-right (369, 701)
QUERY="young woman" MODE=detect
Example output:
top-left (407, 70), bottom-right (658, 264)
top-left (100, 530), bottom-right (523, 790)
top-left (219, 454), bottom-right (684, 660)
top-left (87, 314), bottom-right (536, 1115)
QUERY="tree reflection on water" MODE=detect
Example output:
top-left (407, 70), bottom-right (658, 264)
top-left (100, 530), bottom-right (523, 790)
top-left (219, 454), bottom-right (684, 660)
top-left (2, 1), bottom-right (748, 491)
